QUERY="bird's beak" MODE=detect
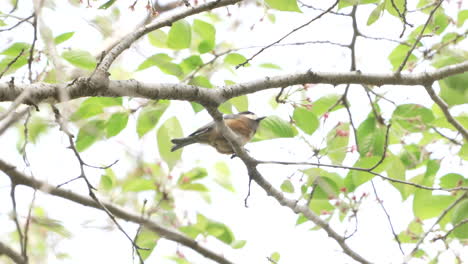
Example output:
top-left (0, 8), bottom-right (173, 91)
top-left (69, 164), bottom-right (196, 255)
top-left (256, 116), bottom-right (267, 122)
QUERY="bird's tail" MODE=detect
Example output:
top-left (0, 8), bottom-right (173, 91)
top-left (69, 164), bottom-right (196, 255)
top-left (170, 137), bottom-right (196, 152)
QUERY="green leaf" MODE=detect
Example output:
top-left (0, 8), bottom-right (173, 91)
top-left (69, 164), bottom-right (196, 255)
top-left (62, 49), bottom-right (97, 70)
top-left (253, 115), bottom-right (298, 141)
top-left (224, 53), bottom-right (248, 66)
top-left (214, 162), bottom-right (235, 192)
top-left (280, 179), bottom-right (295, 193)
top-left (54, 32), bottom-right (75, 45)
top-left (98, 0), bottom-right (117, 9)
top-left (399, 144), bottom-right (427, 169)
top-left (310, 94), bottom-right (343, 117)
top-left (309, 199), bottom-right (334, 215)
top-left (265, 0), bottom-right (301, 12)
top-left (178, 167), bottom-right (208, 184)
top-left (157, 117), bottom-right (183, 169)
top-left (259, 63), bottom-right (282, 70)
top-left (326, 122), bottom-right (349, 165)
top-left (451, 200), bottom-right (468, 238)
top-left (345, 156), bottom-right (381, 191)
top-left (135, 228), bottom-right (159, 260)
top-left (0, 55), bottom-right (28, 74)
top-left (167, 20), bottom-right (191, 50)
top-left (413, 191), bottom-right (455, 220)
top-left (137, 101), bottom-right (170, 137)
top-left (189, 75), bottom-right (213, 88)
top-left (100, 168), bottom-right (116, 191)
top-left (193, 19), bottom-right (216, 53)
top-left (206, 221), bottom-right (234, 244)
top-left (1, 42), bottom-right (30, 56)
top-left (385, 155), bottom-right (409, 200)
top-left (28, 116), bottom-right (49, 143)
top-left (439, 73), bottom-right (468, 106)
top-left (388, 44), bottom-right (417, 71)
top-left (293, 107), bottom-right (319, 135)
top-left (367, 3), bottom-right (384, 25)
top-left (458, 10), bottom-right (468, 27)
top-left (356, 116), bottom-right (386, 157)
top-left (459, 144), bottom-right (468, 160)
top-left (180, 55), bottom-right (203, 74)
top-left (439, 173), bottom-right (467, 189)
top-left (270, 252), bottom-right (281, 262)
top-left (71, 97), bottom-right (122, 121)
top-left (231, 240), bottom-right (246, 249)
top-left (106, 112), bottom-right (129, 137)
top-left (148, 29), bottom-right (168, 48)
top-left (392, 104), bottom-right (435, 132)
top-left (75, 120), bottom-right (106, 152)
top-left (229, 95), bottom-right (249, 112)
top-left (429, 10), bottom-right (449, 35)
top-left (179, 183), bottom-right (209, 192)
top-left (137, 53), bottom-right (183, 77)
top-left (385, 0), bottom-right (405, 18)
top-left (122, 178), bottom-right (155, 192)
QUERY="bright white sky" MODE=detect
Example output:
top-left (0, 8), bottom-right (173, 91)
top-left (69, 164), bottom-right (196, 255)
top-left (1, 0), bottom-right (467, 263)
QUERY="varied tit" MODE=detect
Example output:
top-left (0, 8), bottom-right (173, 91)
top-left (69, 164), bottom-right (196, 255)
top-left (170, 111), bottom-right (266, 154)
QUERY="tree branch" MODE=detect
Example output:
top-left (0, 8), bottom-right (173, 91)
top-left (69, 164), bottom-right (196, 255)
top-left (92, 0), bottom-right (242, 83)
top-left (203, 106), bottom-right (373, 264)
top-left (0, 241), bottom-right (26, 264)
top-left (423, 83), bottom-right (468, 142)
top-left (2, 60), bottom-right (468, 105)
top-left (406, 191), bottom-right (467, 261)
top-left (0, 159), bottom-right (235, 264)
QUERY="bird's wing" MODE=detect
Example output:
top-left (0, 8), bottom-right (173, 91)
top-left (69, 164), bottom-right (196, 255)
top-left (188, 115), bottom-right (238, 137)
top-left (189, 121), bottom-right (214, 137)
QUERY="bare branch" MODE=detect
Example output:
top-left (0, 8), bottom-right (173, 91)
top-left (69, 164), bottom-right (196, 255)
top-left (432, 218), bottom-right (468, 242)
top-left (370, 180), bottom-right (404, 255)
top-left (236, 0), bottom-right (339, 68)
top-left (396, 0), bottom-right (443, 73)
top-left (0, 49), bottom-right (25, 79)
top-left (0, 13), bottom-right (34, 32)
top-left (406, 191), bottom-right (467, 261)
top-left (0, 159), bottom-right (235, 264)
top-left (256, 160), bottom-right (468, 192)
top-left (0, 241), bottom-right (26, 264)
top-left (424, 83), bottom-right (468, 142)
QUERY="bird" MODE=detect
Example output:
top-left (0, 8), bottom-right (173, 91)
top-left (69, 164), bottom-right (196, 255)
top-left (170, 111), bottom-right (266, 155)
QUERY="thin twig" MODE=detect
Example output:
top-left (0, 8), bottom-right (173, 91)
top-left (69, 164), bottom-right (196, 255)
top-left (27, 13), bottom-right (38, 83)
top-left (432, 218), bottom-right (468, 242)
top-left (424, 83), bottom-right (468, 142)
top-left (236, 0), bottom-right (340, 68)
top-left (407, 191), bottom-right (467, 260)
top-left (370, 180), bottom-right (405, 255)
top-left (257, 160), bottom-right (468, 192)
top-left (0, 49), bottom-right (25, 79)
top-left (432, 127), bottom-right (462, 145)
top-left (397, 0), bottom-right (443, 73)
top-left (50, 105), bottom-right (147, 263)
top-left (0, 13), bottom-right (34, 32)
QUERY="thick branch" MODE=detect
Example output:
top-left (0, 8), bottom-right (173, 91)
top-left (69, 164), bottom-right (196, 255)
top-left (219, 60), bottom-right (468, 100)
top-left (2, 60), bottom-right (468, 105)
top-left (0, 160), bottom-right (234, 264)
top-left (0, 241), bottom-right (26, 264)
